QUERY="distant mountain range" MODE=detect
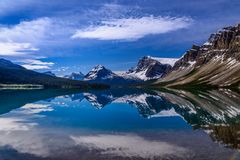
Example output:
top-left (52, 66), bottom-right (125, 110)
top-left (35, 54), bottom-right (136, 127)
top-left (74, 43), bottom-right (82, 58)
top-left (0, 59), bottom-right (106, 89)
top-left (77, 23), bottom-right (240, 88)
top-left (43, 71), bottom-right (56, 77)
top-left (83, 65), bottom-right (135, 85)
top-left (64, 72), bottom-right (84, 80)
top-left (64, 57), bottom-right (178, 85)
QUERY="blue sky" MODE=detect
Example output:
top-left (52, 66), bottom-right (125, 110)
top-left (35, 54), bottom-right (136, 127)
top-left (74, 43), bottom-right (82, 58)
top-left (0, 0), bottom-right (240, 75)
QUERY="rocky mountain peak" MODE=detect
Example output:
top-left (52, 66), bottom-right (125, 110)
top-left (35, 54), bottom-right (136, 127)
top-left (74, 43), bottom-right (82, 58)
top-left (207, 25), bottom-right (239, 50)
top-left (157, 23), bottom-right (240, 87)
top-left (172, 23), bottom-right (240, 71)
top-left (134, 56), bottom-right (161, 72)
top-left (92, 65), bottom-right (105, 71)
top-left (84, 65), bottom-right (116, 81)
top-left (172, 45), bottom-right (200, 70)
top-left (127, 56), bottom-right (172, 80)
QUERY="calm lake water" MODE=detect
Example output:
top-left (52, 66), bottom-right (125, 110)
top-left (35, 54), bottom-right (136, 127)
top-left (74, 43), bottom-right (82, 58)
top-left (0, 88), bottom-right (239, 160)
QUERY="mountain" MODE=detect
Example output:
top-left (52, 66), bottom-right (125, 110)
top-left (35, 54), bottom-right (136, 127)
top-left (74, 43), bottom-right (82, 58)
top-left (123, 56), bottom-right (177, 80)
top-left (84, 65), bottom-right (138, 85)
top-left (153, 24), bottom-right (240, 88)
top-left (0, 58), bottom-right (25, 70)
top-left (0, 58), bottom-right (106, 89)
top-left (43, 71), bottom-right (56, 77)
top-left (83, 57), bottom-right (178, 85)
top-left (64, 72), bottom-right (84, 80)
top-left (84, 65), bottom-right (116, 81)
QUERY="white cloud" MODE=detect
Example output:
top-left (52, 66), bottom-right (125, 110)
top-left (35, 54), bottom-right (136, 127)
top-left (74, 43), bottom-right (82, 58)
top-left (0, 18), bottom-right (54, 69)
top-left (21, 65), bottom-right (49, 70)
top-left (71, 134), bottom-right (189, 158)
top-left (21, 59), bottom-right (55, 70)
top-left (22, 59), bottom-right (54, 66)
top-left (83, 3), bottom-right (139, 20)
top-left (16, 59), bottom-right (54, 70)
top-left (20, 103), bottom-right (53, 114)
top-left (0, 117), bottom-right (37, 131)
top-left (72, 16), bottom-right (192, 41)
top-left (0, 17), bottom-right (51, 43)
top-left (0, 42), bottom-right (38, 56)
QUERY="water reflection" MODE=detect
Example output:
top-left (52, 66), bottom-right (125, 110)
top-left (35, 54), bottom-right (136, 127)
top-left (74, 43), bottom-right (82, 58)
top-left (0, 88), bottom-right (239, 159)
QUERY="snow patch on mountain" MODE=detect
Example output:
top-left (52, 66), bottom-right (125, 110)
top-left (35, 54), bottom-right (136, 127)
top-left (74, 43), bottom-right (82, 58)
top-left (125, 69), bottom-right (150, 81)
top-left (149, 57), bottom-right (179, 66)
top-left (84, 65), bottom-right (117, 81)
top-left (149, 108), bottom-right (180, 118)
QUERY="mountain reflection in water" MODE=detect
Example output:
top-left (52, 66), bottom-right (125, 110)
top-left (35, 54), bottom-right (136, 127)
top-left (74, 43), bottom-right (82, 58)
top-left (0, 88), bottom-right (239, 160)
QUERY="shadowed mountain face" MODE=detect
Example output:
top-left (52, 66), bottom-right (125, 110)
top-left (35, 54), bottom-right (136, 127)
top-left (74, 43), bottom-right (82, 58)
top-left (0, 59), bottom-right (108, 89)
top-left (126, 56), bottom-right (173, 80)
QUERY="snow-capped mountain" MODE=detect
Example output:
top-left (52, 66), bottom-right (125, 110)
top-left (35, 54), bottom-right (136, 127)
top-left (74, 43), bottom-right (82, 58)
top-left (155, 24), bottom-right (240, 87)
top-left (83, 57), bottom-right (178, 84)
top-left (84, 65), bottom-right (116, 81)
top-left (123, 56), bottom-right (177, 80)
top-left (64, 72), bottom-right (84, 80)
top-left (149, 57), bottom-right (179, 67)
top-left (84, 65), bottom-right (139, 84)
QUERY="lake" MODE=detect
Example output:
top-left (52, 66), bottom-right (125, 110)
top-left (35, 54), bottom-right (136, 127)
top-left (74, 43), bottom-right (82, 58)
top-left (0, 88), bottom-right (239, 160)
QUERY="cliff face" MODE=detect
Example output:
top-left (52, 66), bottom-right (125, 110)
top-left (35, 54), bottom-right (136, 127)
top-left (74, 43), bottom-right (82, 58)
top-left (155, 24), bottom-right (240, 87)
top-left (127, 56), bottom-right (172, 80)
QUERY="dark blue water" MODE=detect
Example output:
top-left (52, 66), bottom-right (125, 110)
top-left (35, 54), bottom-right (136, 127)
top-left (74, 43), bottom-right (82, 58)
top-left (0, 88), bottom-right (239, 160)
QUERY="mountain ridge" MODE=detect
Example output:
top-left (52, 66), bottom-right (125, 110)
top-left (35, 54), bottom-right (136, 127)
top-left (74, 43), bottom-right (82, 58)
top-left (0, 59), bottom-right (107, 89)
top-left (64, 72), bottom-right (85, 80)
top-left (82, 56), bottom-right (178, 84)
top-left (153, 23), bottom-right (240, 88)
